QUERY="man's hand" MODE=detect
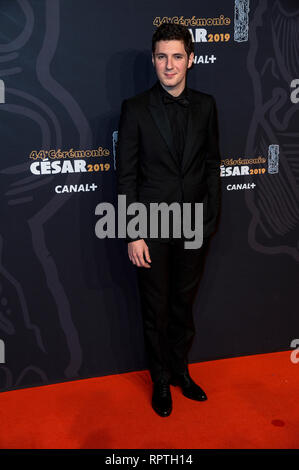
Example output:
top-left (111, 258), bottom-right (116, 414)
top-left (128, 239), bottom-right (151, 268)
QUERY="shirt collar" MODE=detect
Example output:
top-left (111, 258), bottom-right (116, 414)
top-left (158, 80), bottom-right (188, 100)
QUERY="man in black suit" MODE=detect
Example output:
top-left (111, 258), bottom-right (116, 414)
top-left (117, 23), bottom-right (221, 417)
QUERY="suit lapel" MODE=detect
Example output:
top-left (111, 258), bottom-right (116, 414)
top-left (147, 81), bottom-right (202, 172)
top-left (181, 95), bottom-right (201, 172)
top-left (147, 81), bottom-right (177, 166)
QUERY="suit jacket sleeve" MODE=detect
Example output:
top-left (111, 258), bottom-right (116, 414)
top-left (116, 99), bottom-right (142, 243)
top-left (204, 95), bottom-right (221, 238)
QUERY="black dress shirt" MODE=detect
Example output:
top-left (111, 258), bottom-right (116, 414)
top-left (158, 81), bottom-right (190, 166)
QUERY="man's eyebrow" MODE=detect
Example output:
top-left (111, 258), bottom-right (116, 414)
top-left (155, 52), bottom-right (184, 55)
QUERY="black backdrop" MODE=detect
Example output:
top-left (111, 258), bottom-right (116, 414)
top-left (0, 0), bottom-right (298, 392)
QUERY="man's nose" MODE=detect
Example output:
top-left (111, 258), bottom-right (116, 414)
top-left (166, 58), bottom-right (173, 69)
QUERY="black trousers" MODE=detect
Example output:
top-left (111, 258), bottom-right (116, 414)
top-left (137, 237), bottom-right (209, 383)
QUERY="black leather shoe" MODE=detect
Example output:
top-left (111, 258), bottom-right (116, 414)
top-left (170, 372), bottom-right (207, 401)
top-left (152, 379), bottom-right (172, 417)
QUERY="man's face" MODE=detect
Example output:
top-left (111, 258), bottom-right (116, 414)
top-left (152, 39), bottom-right (194, 93)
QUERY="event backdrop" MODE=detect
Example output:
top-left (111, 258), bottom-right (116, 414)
top-left (0, 0), bottom-right (298, 392)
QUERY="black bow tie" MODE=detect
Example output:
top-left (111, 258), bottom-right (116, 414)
top-left (162, 93), bottom-right (189, 107)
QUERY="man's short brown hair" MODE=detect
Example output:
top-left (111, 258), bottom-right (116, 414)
top-left (152, 23), bottom-right (194, 57)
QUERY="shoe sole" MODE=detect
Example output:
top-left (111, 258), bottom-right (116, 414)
top-left (170, 382), bottom-right (208, 401)
top-left (182, 391), bottom-right (208, 401)
top-left (152, 406), bottom-right (172, 417)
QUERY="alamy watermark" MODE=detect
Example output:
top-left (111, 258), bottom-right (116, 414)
top-left (0, 339), bottom-right (5, 363)
top-left (290, 79), bottom-right (299, 104)
top-left (0, 79), bottom-right (5, 104)
top-left (290, 339), bottom-right (299, 364)
top-left (95, 195), bottom-right (204, 249)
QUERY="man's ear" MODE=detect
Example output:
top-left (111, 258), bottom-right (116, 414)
top-left (151, 53), bottom-right (155, 67)
top-left (187, 52), bottom-right (194, 68)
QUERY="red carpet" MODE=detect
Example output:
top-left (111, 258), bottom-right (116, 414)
top-left (0, 350), bottom-right (298, 449)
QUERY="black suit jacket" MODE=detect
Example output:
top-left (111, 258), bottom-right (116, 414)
top-left (116, 80), bottom-right (221, 243)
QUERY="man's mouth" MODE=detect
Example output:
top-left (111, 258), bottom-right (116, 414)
top-left (165, 73), bottom-right (176, 78)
